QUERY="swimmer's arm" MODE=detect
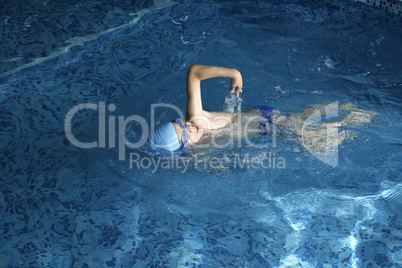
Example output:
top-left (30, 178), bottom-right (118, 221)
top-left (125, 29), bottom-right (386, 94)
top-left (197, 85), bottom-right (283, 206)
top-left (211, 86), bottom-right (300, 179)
top-left (186, 65), bottom-right (242, 127)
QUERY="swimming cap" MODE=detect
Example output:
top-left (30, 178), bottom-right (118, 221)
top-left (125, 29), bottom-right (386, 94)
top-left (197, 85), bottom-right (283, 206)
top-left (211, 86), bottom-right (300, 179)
top-left (149, 122), bottom-right (180, 151)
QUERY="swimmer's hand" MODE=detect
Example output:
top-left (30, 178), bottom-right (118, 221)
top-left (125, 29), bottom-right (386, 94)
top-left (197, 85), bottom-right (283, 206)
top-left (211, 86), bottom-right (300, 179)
top-left (230, 70), bottom-right (243, 97)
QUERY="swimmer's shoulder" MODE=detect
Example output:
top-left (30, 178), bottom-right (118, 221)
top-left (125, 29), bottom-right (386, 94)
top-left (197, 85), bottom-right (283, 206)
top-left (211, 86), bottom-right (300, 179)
top-left (207, 111), bottom-right (237, 129)
top-left (189, 110), bottom-right (236, 129)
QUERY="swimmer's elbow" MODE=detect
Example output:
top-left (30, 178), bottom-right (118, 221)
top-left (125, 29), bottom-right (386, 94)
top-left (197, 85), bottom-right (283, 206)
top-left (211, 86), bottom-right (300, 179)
top-left (188, 64), bottom-right (202, 71)
top-left (188, 65), bottom-right (202, 80)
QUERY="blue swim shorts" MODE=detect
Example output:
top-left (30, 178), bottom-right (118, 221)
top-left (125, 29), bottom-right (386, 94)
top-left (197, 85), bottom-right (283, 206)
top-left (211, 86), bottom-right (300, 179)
top-left (258, 106), bottom-right (276, 135)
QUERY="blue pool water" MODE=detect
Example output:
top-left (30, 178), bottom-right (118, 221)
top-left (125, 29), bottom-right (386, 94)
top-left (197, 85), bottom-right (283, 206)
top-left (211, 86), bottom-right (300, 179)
top-left (1, 0), bottom-right (401, 267)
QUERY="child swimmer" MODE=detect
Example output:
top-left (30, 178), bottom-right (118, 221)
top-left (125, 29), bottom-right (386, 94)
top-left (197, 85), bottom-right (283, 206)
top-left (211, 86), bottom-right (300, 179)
top-left (148, 65), bottom-right (377, 154)
top-left (149, 65), bottom-right (245, 151)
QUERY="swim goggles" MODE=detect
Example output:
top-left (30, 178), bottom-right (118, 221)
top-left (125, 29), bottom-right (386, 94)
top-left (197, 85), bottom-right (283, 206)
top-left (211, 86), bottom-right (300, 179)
top-left (173, 118), bottom-right (190, 148)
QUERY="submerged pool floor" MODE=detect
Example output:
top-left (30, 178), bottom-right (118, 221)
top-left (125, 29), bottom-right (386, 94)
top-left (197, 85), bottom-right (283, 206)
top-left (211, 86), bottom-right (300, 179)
top-left (0, 0), bottom-right (401, 266)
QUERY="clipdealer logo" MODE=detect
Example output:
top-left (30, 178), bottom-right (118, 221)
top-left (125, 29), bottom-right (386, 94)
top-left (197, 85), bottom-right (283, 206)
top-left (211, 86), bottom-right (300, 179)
top-left (302, 101), bottom-right (339, 167)
top-left (64, 101), bottom-right (340, 167)
top-left (64, 102), bottom-right (277, 161)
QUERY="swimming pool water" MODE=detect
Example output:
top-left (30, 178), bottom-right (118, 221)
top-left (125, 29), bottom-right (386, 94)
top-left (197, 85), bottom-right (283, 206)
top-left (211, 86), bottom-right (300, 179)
top-left (1, 0), bottom-right (401, 267)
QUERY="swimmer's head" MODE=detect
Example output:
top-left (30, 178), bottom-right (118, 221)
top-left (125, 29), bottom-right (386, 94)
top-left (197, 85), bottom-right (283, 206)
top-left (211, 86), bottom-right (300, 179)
top-left (149, 118), bottom-right (203, 151)
top-left (149, 121), bottom-right (181, 151)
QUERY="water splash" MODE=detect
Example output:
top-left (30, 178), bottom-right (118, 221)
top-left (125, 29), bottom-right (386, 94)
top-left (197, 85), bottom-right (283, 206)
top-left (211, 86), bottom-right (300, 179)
top-left (224, 94), bottom-right (242, 113)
